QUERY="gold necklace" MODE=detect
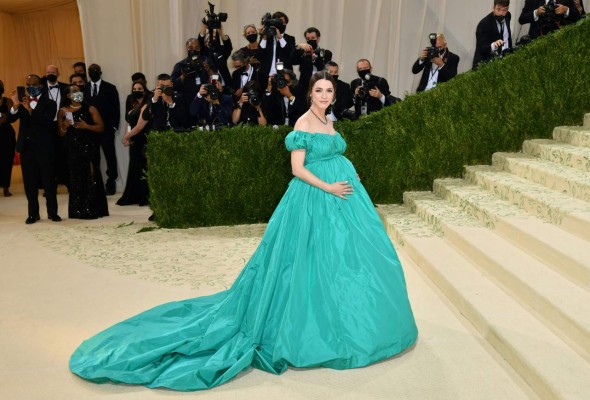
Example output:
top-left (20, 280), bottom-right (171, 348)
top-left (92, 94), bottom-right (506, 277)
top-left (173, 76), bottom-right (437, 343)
top-left (310, 108), bottom-right (327, 125)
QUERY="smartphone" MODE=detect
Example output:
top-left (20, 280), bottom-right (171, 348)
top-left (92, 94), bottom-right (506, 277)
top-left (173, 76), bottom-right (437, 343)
top-left (65, 112), bottom-right (74, 124)
top-left (211, 73), bottom-right (219, 83)
top-left (17, 86), bottom-right (26, 102)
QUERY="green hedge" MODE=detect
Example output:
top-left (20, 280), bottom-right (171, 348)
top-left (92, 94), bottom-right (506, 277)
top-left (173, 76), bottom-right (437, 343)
top-left (148, 18), bottom-right (590, 228)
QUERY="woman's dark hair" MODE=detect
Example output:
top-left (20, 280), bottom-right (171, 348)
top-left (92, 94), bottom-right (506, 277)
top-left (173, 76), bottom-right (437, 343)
top-left (307, 71), bottom-right (337, 103)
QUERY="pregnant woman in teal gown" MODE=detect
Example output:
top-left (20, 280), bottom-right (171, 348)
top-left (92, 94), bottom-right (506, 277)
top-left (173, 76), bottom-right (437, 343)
top-left (70, 71), bottom-right (418, 391)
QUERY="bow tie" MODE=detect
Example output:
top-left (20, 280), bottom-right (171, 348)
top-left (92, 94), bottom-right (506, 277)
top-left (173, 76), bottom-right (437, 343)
top-left (49, 85), bottom-right (59, 89)
top-left (30, 97), bottom-right (39, 102)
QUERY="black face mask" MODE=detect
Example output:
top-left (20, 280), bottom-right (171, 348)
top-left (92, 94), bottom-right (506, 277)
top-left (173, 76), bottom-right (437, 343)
top-left (188, 49), bottom-right (200, 59)
top-left (132, 91), bottom-right (144, 99)
top-left (235, 66), bottom-right (246, 75)
top-left (46, 74), bottom-right (58, 83)
top-left (88, 69), bottom-right (101, 82)
top-left (357, 69), bottom-right (371, 80)
top-left (307, 40), bottom-right (318, 50)
top-left (332, 75), bottom-right (339, 81)
top-left (494, 15), bottom-right (505, 23)
top-left (278, 24), bottom-right (286, 34)
top-left (246, 33), bottom-right (258, 43)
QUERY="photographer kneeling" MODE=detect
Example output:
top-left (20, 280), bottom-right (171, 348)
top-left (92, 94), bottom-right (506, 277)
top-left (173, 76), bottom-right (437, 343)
top-left (411, 33), bottom-right (459, 93)
top-left (232, 81), bottom-right (267, 126)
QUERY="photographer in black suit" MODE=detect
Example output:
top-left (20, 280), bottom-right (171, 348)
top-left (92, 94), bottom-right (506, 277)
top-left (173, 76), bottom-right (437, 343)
top-left (258, 11), bottom-right (296, 86)
top-left (412, 33), bottom-right (459, 92)
top-left (325, 61), bottom-right (354, 121)
top-left (519, 0), bottom-right (581, 39)
top-left (291, 27), bottom-right (333, 74)
top-left (474, 0), bottom-right (513, 69)
top-left (229, 49), bottom-right (260, 99)
top-left (85, 63), bottom-right (120, 195)
top-left (350, 59), bottom-right (391, 117)
top-left (9, 74), bottom-right (60, 224)
top-left (262, 66), bottom-right (307, 127)
top-left (232, 81), bottom-right (267, 126)
top-left (190, 75), bottom-right (233, 129)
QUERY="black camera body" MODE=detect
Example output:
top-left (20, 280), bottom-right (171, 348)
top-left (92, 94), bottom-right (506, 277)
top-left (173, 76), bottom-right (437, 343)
top-left (305, 48), bottom-right (332, 63)
top-left (204, 84), bottom-right (219, 101)
top-left (356, 74), bottom-right (374, 100)
top-left (272, 71), bottom-right (288, 90)
top-left (426, 33), bottom-right (443, 60)
top-left (261, 13), bottom-right (283, 37)
top-left (202, 2), bottom-right (227, 31)
top-left (159, 86), bottom-right (175, 97)
top-left (182, 54), bottom-right (204, 75)
top-left (543, 0), bottom-right (558, 22)
top-left (246, 90), bottom-right (261, 107)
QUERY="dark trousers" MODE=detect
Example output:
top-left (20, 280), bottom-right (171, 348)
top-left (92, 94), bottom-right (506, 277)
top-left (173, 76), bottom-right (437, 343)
top-left (100, 128), bottom-right (118, 182)
top-left (21, 151), bottom-right (58, 217)
top-left (51, 121), bottom-right (69, 187)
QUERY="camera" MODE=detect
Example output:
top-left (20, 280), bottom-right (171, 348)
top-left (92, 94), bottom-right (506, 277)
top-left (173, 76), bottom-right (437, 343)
top-left (202, 2), bottom-right (227, 31)
top-left (245, 90), bottom-right (261, 106)
top-left (542, 0), bottom-right (558, 23)
top-left (182, 53), bottom-right (204, 75)
top-left (271, 62), bottom-right (288, 89)
top-left (203, 84), bottom-right (219, 100)
top-left (305, 48), bottom-right (332, 63)
top-left (426, 33), bottom-right (443, 59)
top-left (159, 86), bottom-right (175, 96)
top-left (261, 12), bottom-right (283, 37)
top-left (356, 73), bottom-right (373, 99)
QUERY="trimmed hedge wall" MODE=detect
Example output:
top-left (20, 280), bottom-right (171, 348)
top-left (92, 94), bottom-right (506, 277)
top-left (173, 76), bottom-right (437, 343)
top-left (148, 18), bottom-right (590, 228)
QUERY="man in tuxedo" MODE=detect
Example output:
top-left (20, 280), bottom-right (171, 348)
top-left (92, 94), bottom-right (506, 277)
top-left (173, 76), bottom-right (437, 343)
top-left (143, 74), bottom-right (188, 132)
top-left (351, 59), bottom-right (391, 117)
top-left (229, 49), bottom-right (260, 98)
top-left (412, 33), bottom-right (460, 92)
top-left (291, 27), bottom-right (333, 74)
top-left (85, 63), bottom-right (120, 195)
top-left (473, 0), bottom-right (513, 69)
top-left (43, 64), bottom-right (69, 188)
top-left (258, 11), bottom-right (296, 86)
top-left (9, 74), bottom-right (60, 224)
top-left (262, 68), bottom-right (307, 127)
top-left (519, 0), bottom-right (581, 39)
top-left (325, 61), bottom-right (354, 121)
top-left (172, 37), bottom-right (211, 127)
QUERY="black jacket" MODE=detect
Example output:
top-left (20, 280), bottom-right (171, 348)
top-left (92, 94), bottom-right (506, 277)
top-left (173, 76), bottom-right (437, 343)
top-left (13, 95), bottom-right (57, 154)
top-left (519, 0), bottom-right (581, 39)
top-left (350, 74), bottom-right (391, 116)
top-left (84, 79), bottom-right (120, 133)
top-left (412, 50), bottom-right (460, 92)
top-left (473, 12), bottom-right (513, 68)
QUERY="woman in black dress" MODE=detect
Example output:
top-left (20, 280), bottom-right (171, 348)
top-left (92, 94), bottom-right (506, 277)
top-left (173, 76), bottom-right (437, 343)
top-left (57, 84), bottom-right (108, 219)
top-left (117, 81), bottom-right (150, 206)
top-left (0, 80), bottom-right (16, 197)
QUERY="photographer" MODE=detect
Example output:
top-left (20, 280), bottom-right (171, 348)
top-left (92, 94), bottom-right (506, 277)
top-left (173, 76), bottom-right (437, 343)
top-left (258, 11), bottom-right (296, 86)
top-left (411, 33), bottom-right (459, 93)
top-left (189, 76), bottom-right (233, 128)
top-left (519, 0), bottom-right (581, 39)
top-left (232, 81), bottom-right (267, 126)
top-left (473, 0), bottom-right (513, 69)
top-left (171, 37), bottom-right (210, 125)
top-left (198, 13), bottom-right (233, 88)
top-left (325, 61), bottom-right (354, 121)
top-left (291, 27), bottom-right (333, 73)
top-left (350, 59), bottom-right (391, 117)
top-left (262, 67), bottom-right (306, 127)
top-left (230, 49), bottom-right (260, 98)
top-left (239, 24), bottom-right (262, 67)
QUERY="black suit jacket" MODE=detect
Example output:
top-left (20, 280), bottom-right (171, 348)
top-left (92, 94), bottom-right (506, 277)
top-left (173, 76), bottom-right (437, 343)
top-left (519, 0), bottom-right (581, 39)
top-left (143, 98), bottom-right (189, 131)
top-left (230, 64), bottom-right (261, 94)
top-left (332, 79), bottom-right (354, 119)
top-left (85, 80), bottom-right (120, 133)
top-left (473, 12), bottom-right (513, 68)
top-left (14, 95), bottom-right (57, 154)
top-left (350, 74), bottom-right (391, 116)
top-left (412, 50), bottom-right (460, 92)
top-left (258, 33), bottom-right (296, 84)
top-left (42, 81), bottom-right (68, 110)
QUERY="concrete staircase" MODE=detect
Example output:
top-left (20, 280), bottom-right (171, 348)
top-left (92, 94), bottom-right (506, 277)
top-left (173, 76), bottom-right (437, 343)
top-left (378, 113), bottom-right (590, 399)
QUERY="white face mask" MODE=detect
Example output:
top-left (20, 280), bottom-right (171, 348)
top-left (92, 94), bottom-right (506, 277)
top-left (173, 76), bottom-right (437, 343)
top-left (71, 92), bottom-right (84, 103)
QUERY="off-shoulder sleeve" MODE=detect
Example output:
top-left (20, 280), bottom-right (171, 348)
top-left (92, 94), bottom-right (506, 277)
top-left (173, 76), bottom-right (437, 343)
top-left (285, 130), bottom-right (312, 151)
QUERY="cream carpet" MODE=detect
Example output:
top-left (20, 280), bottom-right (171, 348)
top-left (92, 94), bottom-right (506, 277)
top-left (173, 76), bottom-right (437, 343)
top-left (0, 177), bottom-right (535, 399)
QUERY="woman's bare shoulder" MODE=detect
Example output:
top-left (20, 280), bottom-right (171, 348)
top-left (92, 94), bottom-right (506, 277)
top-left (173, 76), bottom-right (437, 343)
top-left (294, 112), bottom-right (312, 132)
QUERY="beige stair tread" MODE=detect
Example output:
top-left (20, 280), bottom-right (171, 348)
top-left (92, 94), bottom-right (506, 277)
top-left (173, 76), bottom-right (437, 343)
top-left (523, 139), bottom-right (590, 172)
top-left (379, 205), bottom-right (590, 400)
top-left (553, 126), bottom-right (590, 148)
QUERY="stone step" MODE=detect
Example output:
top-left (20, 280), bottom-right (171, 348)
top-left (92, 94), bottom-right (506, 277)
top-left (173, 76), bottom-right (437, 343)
top-left (523, 139), bottom-right (590, 173)
top-left (553, 126), bottom-right (590, 148)
top-left (433, 178), bottom-right (590, 291)
top-left (464, 165), bottom-right (590, 242)
top-left (403, 191), bottom-right (590, 356)
top-left (378, 204), bottom-right (590, 400)
top-left (492, 152), bottom-right (590, 203)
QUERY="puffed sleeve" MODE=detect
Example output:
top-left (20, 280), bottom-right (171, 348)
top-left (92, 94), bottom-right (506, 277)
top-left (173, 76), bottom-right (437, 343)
top-left (285, 130), bottom-right (312, 151)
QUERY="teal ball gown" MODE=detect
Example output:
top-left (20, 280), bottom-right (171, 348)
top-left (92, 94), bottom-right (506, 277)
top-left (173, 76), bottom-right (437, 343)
top-left (69, 130), bottom-right (418, 391)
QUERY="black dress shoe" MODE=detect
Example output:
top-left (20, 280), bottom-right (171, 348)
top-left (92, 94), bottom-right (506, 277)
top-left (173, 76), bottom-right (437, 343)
top-left (48, 214), bottom-right (62, 222)
top-left (148, 213), bottom-right (155, 221)
top-left (25, 216), bottom-right (40, 224)
top-left (105, 180), bottom-right (116, 196)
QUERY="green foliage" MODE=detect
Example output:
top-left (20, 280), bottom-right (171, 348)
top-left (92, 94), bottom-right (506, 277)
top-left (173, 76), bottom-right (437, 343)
top-left (148, 19), bottom-right (590, 228)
